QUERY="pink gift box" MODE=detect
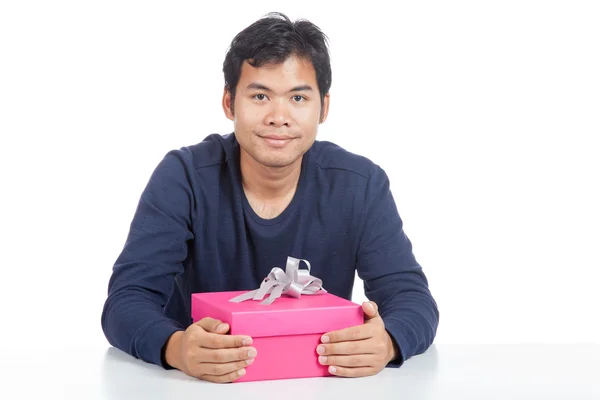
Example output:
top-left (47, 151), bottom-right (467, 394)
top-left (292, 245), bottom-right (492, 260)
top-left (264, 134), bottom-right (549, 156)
top-left (191, 290), bottom-right (364, 382)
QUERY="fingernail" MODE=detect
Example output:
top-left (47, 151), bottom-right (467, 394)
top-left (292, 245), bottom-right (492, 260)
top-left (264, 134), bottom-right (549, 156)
top-left (246, 358), bottom-right (254, 365)
top-left (329, 366), bottom-right (337, 374)
top-left (247, 348), bottom-right (257, 358)
top-left (321, 335), bottom-right (330, 343)
top-left (238, 368), bottom-right (246, 376)
top-left (318, 356), bottom-right (327, 364)
top-left (316, 345), bottom-right (325, 355)
top-left (366, 302), bottom-right (375, 311)
top-left (217, 323), bottom-right (227, 332)
top-left (242, 337), bottom-right (253, 346)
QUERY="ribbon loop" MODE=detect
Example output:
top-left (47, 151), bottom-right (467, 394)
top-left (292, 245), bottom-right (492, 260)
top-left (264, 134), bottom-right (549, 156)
top-left (229, 257), bottom-right (327, 305)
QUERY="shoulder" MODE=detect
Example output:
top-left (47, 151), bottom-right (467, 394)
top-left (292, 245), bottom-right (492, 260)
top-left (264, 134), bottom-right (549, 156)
top-left (153, 133), bottom-right (235, 173)
top-left (309, 140), bottom-right (383, 181)
top-left (147, 133), bottom-right (235, 184)
top-left (178, 133), bottom-right (235, 169)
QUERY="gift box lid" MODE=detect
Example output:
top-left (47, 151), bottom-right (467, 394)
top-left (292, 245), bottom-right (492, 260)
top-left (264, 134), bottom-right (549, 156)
top-left (191, 291), bottom-right (364, 337)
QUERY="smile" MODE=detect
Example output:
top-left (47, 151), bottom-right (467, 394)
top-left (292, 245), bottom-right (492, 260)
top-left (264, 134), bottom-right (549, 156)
top-left (260, 136), bottom-right (295, 148)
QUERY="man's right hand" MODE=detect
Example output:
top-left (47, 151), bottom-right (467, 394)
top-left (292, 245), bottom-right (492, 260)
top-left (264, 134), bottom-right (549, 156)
top-left (164, 317), bottom-right (256, 383)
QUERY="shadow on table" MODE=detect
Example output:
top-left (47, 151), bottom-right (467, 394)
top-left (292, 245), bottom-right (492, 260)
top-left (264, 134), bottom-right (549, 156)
top-left (101, 345), bottom-right (439, 400)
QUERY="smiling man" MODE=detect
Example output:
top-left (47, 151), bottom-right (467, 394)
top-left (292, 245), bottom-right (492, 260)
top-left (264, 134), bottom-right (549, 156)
top-left (224, 55), bottom-right (326, 220)
top-left (101, 12), bottom-right (439, 383)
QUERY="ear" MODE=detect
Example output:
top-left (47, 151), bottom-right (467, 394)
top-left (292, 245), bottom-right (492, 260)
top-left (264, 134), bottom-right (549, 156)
top-left (222, 89), bottom-right (234, 121)
top-left (319, 93), bottom-right (330, 124)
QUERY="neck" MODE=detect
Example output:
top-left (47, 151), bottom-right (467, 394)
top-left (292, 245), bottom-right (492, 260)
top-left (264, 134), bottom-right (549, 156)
top-left (239, 150), bottom-right (303, 201)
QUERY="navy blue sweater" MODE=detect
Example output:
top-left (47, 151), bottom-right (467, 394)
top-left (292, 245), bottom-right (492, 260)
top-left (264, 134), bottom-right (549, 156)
top-left (101, 133), bottom-right (439, 368)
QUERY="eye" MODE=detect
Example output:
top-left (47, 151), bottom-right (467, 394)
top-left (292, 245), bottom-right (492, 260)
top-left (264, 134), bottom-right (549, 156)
top-left (254, 94), bottom-right (267, 101)
top-left (292, 95), bottom-right (305, 102)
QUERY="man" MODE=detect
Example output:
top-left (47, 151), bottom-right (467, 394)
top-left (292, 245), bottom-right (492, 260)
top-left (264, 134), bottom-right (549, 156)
top-left (101, 12), bottom-right (439, 383)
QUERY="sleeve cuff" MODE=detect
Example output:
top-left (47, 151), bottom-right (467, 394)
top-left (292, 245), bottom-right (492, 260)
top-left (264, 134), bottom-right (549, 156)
top-left (383, 318), bottom-right (412, 368)
top-left (137, 320), bottom-right (184, 369)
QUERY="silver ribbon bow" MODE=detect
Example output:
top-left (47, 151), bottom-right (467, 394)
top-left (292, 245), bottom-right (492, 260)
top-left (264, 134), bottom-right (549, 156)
top-left (229, 256), bottom-right (327, 305)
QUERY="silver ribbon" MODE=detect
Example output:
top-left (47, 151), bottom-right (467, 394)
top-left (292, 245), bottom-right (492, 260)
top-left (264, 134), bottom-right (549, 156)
top-left (229, 256), bottom-right (327, 305)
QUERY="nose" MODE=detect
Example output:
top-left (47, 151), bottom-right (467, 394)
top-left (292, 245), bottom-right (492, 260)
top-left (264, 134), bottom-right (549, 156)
top-left (264, 99), bottom-right (291, 127)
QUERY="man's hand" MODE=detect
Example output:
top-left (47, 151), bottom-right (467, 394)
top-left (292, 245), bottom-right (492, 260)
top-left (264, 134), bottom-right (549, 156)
top-left (316, 301), bottom-right (398, 378)
top-left (164, 317), bottom-right (257, 383)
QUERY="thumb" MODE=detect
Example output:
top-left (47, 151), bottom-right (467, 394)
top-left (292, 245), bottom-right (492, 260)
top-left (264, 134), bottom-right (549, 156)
top-left (196, 317), bottom-right (230, 334)
top-left (362, 301), bottom-right (379, 320)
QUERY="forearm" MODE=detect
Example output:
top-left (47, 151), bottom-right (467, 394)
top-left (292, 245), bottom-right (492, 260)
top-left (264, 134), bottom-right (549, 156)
top-left (377, 280), bottom-right (439, 367)
top-left (101, 288), bottom-right (184, 368)
top-left (370, 273), bottom-right (439, 366)
top-left (164, 330), bottom-right (185, 370)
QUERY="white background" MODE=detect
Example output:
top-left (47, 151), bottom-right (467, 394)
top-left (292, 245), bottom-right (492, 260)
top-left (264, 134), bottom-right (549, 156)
top-left (1, 0), bottom-right (598, 353)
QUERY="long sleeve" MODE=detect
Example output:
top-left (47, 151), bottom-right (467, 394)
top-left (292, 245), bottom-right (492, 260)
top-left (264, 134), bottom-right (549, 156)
top-left (356, 166), bottom-right (439, 367)
top-left (101, 149), bottom-right (195, 368)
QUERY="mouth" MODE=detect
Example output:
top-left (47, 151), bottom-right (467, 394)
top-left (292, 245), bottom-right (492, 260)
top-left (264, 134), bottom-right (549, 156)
top-left (259, 135), bottom-right (296, 148)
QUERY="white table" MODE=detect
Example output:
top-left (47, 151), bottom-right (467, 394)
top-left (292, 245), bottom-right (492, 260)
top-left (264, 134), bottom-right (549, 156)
top-left (4, 344), bottom-right (599, 399)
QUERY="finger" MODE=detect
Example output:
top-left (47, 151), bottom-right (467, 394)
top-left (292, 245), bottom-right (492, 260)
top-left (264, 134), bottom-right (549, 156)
top-left (321, 324), bottom-right (374, 344)
top-left (201, 332), bottom-right (253, 349)
top-left (212, 323), bottom-right (230, 334)
top-left (197, 358), bottom-right (254, 377)
top-left (327, 365), bottom-right (377, 378)
top-left (201, 368), bottom-right (247, 383)
top-left (317, 339), bottom-right (373, 356)
top-left (362, 301), bottom-right (379, 320)
top-left (318, 354), bottom-right (376, 368)
top-left (199, 346), bottom-right (257, 363)
top-left (195, 317), bottom-right (226, 333)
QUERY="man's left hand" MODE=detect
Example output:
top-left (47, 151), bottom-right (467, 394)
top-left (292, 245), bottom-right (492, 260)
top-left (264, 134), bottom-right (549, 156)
top-left (316, 301), bottom-right (399, 377)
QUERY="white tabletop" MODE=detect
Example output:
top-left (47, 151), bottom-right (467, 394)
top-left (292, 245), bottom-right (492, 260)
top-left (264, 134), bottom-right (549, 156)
top-left (4, 344), bottom-right (599, 399)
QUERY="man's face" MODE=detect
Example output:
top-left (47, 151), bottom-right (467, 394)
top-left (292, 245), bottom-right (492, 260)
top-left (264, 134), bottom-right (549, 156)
top-left (223, 56), bottom-right (329, 169)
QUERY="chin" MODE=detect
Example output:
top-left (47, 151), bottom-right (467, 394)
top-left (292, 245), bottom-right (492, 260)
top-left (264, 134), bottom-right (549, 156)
top-left (259, 158), bottom-right (297, 168)
top-left (254, 152), bottom-right (300, 168)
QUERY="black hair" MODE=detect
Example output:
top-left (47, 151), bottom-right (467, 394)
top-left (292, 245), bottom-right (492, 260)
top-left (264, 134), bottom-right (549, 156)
top-left (222, 12), bottom-right (332, 115)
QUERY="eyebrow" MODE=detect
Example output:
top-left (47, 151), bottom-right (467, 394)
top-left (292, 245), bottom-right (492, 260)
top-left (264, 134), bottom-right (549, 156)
top-left (246, 82), bottom-right (314, 93)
